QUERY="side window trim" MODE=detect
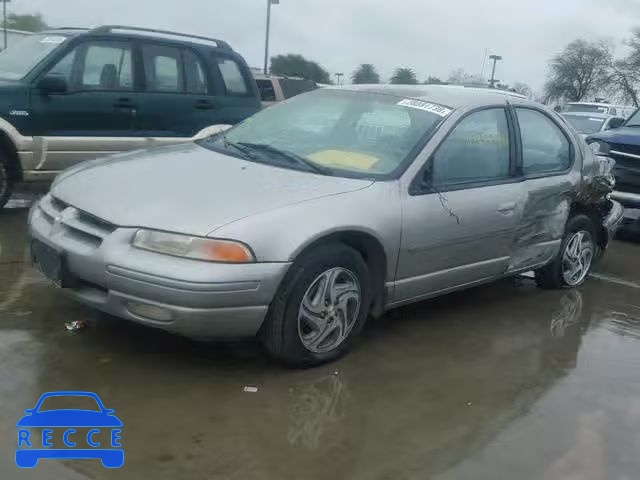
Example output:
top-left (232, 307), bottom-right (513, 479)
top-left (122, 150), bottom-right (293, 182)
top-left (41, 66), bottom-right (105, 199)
top-left (513, 106), bottom-right (575, 179)
top-left (181, 47), bottom-right (214, 95)
top-left (409, 105), bottom-right (518, 196)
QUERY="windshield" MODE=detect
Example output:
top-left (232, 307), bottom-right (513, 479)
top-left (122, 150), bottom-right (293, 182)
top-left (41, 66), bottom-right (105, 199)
top-left (206, 89), bottom-right (448, 178)
top-left (563, 114), bottom-right (606, 134)
top-left (0, 34), bottom-right (69, 80)
top-left (565, 104), bottom-right (609, 114)
top-left (626, 109), bottom-right (640, 126)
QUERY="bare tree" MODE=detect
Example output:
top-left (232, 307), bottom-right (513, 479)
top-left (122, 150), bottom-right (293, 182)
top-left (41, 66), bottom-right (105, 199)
top-left (544, 39), bottom-right (613, 103)
top-left (447, 68), bottom-right (485, 86)
top-left (512, 82), bottom-right (533, 98)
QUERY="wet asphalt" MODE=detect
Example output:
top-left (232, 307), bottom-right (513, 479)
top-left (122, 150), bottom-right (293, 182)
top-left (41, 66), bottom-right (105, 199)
top-left (1, 193), bottom-right (640, 480)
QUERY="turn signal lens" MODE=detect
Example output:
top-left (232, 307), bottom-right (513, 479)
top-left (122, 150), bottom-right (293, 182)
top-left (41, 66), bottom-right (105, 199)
top-left (132, 230), bottom-right (254, 263)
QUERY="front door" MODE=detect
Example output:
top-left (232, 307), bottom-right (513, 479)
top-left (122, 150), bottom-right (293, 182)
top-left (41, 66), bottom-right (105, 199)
top-left (395, 107), bottom-right (524, 303)
top-left (30, 39), bottom-right (136, 170)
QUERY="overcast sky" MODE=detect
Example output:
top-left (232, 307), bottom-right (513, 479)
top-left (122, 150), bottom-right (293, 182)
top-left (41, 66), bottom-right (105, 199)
top-left (12, 0), bottom-right (640, 92)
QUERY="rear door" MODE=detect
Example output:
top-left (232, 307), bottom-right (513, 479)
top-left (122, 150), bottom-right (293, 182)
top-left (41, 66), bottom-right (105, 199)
top-left (507, 107), bottom-right (575, 272)
top-left (132, 43), bottom-right (202, 137)
top-left (30, 39), bottom-right (136, 170)
top-left (396, 107), bottom-right (525, 302)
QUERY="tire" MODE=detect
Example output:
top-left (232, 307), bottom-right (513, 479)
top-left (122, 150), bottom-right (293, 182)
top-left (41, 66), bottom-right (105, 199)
top-left (0, 153), bottom-right (13, 210)
top-left (260, 243), bottom-right (372, 367)
top-left (535, 214), bottom-right (596, 289)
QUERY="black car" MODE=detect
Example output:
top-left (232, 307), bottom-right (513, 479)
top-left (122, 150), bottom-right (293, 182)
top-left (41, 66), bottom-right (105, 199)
top-left (588, 109), bottom-right (640, 236)
top-left (0, 25), bottom-right (261, 208)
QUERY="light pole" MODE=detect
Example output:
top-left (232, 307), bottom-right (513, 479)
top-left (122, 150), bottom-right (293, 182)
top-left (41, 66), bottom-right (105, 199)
top-left (488, 54), bottom-right (502, 88)
top-left (263, 0), bottom-right (279, 75)
top-left (1, 0), bottom-right (10, 51)
top-left (334, 72), bottom-right (343, 85)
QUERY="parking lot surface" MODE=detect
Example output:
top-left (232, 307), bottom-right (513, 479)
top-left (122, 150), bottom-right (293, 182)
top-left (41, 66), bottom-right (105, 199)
top-left (2, 195), bottom-right (640, 480)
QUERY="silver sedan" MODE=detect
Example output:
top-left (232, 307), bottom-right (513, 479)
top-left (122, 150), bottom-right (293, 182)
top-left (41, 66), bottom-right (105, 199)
top-left (28, 85), bottom-right (623, 366)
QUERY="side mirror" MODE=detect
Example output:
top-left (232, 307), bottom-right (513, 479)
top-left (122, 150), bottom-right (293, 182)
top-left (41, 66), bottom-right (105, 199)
top-left (607, 118), bottom-right (625, 130)
top-left (38, 75), bottom-right (68, 94)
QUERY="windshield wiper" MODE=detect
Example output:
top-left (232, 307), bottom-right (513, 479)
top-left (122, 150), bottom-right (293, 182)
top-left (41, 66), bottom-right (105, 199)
top-left (237, 142), bottom-right (330, 174)
top-left (220, 136), bottom-right (256, 160)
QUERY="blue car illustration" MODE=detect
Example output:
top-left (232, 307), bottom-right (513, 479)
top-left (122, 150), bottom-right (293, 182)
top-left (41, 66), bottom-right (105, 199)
top-left (16, 391), bottom-right (123, 468)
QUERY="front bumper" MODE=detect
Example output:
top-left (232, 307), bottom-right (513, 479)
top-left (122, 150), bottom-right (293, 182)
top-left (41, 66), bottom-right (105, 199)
top-left (611, 191), bottom-right (640, 234)
top-left (603, 200), bottom-right (625, 240)
top-left (28, 196), bottom-right (291, 338)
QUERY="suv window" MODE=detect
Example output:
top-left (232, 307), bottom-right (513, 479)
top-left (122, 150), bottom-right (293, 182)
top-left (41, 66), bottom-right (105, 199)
top-left (279, 78), bottom-right (316, 99)
top-left (432, 108), bottom-right (510, 185)
top-left (516, 108), bottom-right (571, 175)
top-left (216, 57), bottom-right (248, 95)
top-left (142, 44), bottom-right (183, 92)
top-left (256, 79), bottom-right (276, 101)
top-left (46, 49), bottom-right (76, 83)
top-left (183, 50), bottom-right (208, 94)
top-left (76, 42), bottom-right (133, 90)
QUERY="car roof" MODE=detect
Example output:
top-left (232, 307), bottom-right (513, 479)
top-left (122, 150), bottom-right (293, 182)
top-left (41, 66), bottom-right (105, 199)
top-left (562, 111), bottom-right (613, 119)
top-left (327, 84), bottom-right (536, 109)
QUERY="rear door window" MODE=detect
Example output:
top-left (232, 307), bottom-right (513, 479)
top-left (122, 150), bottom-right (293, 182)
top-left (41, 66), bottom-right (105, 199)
top-left (516, 108), bottom-right (571, 175)
top-left (142, 44), bottom-right (184, 93)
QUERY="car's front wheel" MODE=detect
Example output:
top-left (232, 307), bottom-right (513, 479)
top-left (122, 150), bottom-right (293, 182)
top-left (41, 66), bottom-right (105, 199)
top-left (535, 214), bottom-right (596, 289)
top-left (260, 243), bottom-right (372, 367)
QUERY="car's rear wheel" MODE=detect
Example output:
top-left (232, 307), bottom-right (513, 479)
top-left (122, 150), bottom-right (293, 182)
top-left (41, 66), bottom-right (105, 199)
top-left (0, 152), bottom-right (13, 210)
top-left (535, 214), bottom-right (596, 289)
top-left (260, 243), bottom-right (371, 367)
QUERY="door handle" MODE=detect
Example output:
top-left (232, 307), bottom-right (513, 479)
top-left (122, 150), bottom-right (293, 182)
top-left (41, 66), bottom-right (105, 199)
top-left (497, 202), bottom-right (516, 214)
top-left (194, 100), bottom-right (215, 110)
top-left (113, 97), bottom-right (135, 109)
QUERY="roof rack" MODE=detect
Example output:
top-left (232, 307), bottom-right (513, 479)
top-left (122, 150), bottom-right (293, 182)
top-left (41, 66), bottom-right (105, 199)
top-left (89, 25), bottom-right (231, 50)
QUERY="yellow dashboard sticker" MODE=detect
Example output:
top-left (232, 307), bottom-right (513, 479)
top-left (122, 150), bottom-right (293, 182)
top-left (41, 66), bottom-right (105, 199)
top-left (308, 150), bottom-right (380, 170)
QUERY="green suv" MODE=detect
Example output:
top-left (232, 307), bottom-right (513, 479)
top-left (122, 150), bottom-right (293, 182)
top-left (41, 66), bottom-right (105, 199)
top-left (0, 25), bottom-right (261, 208)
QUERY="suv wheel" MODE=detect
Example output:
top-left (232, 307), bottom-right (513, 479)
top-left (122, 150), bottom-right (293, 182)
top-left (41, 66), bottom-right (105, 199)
top-left (535, 214), bottom-right (596, 289)
top-left (0, 153), bottom-right (13, 209)
top-left (260, 243), bottom-right (371, 367)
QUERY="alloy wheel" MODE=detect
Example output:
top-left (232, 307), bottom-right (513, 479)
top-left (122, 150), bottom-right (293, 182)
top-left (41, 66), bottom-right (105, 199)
top-left (561, 230), bottom-right (594, 286)
top-left (297, 267), bottom-right (361, 353)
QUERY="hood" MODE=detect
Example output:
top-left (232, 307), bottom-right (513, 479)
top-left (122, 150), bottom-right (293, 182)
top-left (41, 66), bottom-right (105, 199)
top-left (588, 126), bottom-right (640, 146)
top-left (52, 143), bottom-right (374, 236)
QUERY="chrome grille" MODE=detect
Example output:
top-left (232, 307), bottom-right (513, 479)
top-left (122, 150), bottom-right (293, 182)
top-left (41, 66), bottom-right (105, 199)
top-left (38, 195), bottom-right (116, 246)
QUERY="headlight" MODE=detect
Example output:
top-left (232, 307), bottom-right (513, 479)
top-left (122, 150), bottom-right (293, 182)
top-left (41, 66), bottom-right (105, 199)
top-left (588, 140), bottom-right (610, 156)
top-left (132, 230), bottom-right (255, 263)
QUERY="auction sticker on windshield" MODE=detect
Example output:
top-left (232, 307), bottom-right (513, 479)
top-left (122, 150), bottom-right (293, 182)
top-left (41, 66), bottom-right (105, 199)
top-left (40, 36), bottom-right (66, 44)
top-left (397, 99), bottom-right (452, 117)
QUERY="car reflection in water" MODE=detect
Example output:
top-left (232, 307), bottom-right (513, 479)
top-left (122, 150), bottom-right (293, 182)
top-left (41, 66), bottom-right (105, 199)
top-left (246, 282), bottom-right (591, 479)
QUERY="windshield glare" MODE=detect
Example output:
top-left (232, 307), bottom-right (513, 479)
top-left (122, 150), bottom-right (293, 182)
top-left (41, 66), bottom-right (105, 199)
top-left (0, 34), bottom-right (68, 80)
top-left (563, 115), bottom-right (606, 134)
top-left (216, 89), bottom-right (447, 178)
